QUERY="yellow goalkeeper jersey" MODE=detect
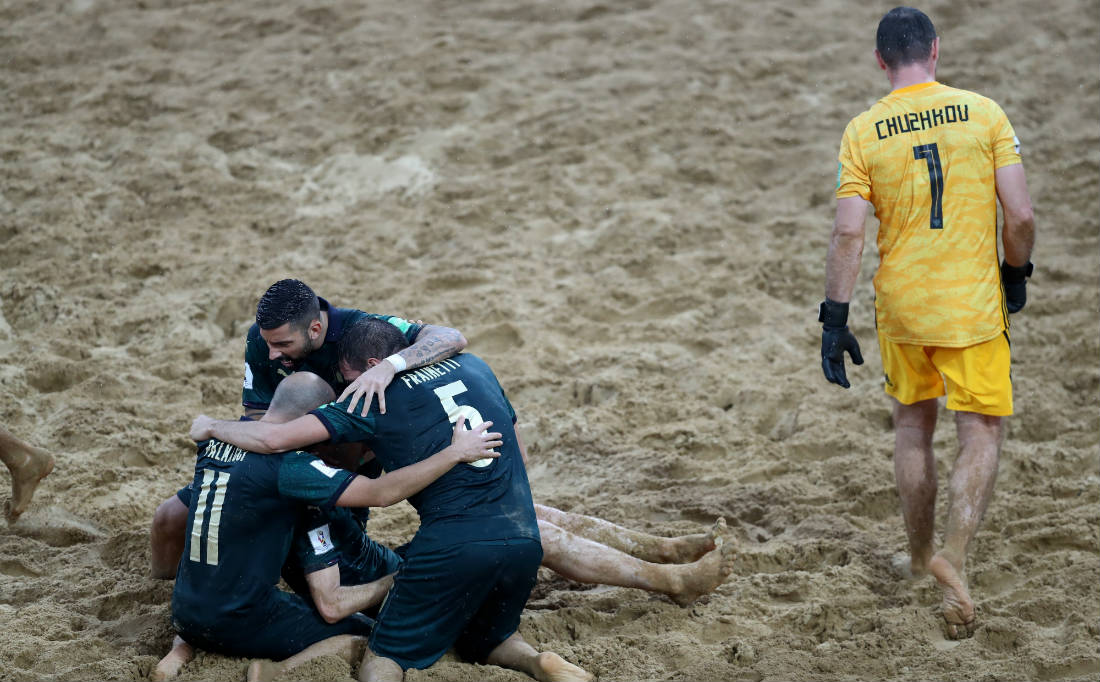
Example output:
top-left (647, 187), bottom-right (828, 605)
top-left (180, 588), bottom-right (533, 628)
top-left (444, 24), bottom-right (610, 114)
top-left (836, 81), bottom-right (1022, 347)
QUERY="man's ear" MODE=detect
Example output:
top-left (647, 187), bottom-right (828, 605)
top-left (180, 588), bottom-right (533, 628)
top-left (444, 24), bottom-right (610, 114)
top-left (307, 318), bottom-right (323, 340)
top-left (366, 357), bottom-right (382, 368)
top-left (874, 48), bottom-right (888, 71)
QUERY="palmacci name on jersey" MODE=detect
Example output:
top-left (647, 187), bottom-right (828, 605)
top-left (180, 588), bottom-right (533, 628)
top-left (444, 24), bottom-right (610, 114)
top-left (204, 441), bottom-right (248, 463)
top-left (398, 359), bottom-right (462, 389)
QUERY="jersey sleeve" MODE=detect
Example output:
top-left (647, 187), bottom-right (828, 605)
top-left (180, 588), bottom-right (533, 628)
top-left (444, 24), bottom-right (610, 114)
top-left (277, 452), bottom-right (357, 509)
top-left (242, 326), bottom-right (279, 411)
top-left (990, 102), bottom-right (1022, 170)
top-left (309, 401), bottom-right (378, 444)
top-left (292, 506), bottom-right (342, 574)
top-left (836, 119), bottom-right (871, 200)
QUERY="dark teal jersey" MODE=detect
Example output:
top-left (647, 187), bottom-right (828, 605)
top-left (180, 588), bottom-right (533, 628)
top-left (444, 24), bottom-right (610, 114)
top-left (309, 353), bottom-right (539, 551)
top-left (242, 297), bottom-right (422, 411)
top-left (171, 439), bottom-right (356, 626)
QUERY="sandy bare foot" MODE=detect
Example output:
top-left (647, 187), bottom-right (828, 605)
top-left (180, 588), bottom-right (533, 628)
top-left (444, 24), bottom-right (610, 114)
top-left (929, 552), bottom-right (976, 640)
top-left (665, 517), bottom-right (726, 563)
top-left (5, 444), bottom-right (55, 523)
top-left (533, 651), bottom-right (594, 682)
top-left (246, 659), bottom-right (282, 682)
top-left (153, 636), bottom-right (194, 682)
top-left (890, 551), bottom-right (929, 580)
top-left (668, 528), bottom-right (737, 607)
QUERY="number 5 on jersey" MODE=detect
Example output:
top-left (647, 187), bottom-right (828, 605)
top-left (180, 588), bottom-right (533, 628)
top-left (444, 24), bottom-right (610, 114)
top-left (434, 380), bottom-right (495, 468)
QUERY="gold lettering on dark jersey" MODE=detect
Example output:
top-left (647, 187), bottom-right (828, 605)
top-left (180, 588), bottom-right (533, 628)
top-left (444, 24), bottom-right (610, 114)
top-left (399, 358), bottom-right (462, 388)
top-left (204, 441), bottom-right (248, 463)
top-left (874, 104), bottom-right (969, 140)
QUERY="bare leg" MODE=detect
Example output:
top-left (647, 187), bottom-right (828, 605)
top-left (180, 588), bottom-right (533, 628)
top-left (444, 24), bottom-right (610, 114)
top-left (535, 503), bottom-right (720, 563)
top-left (359, 653), bottom-right (403, 682)
top-left (247, 635), bottom-right (366, 682)
top-left (151, 494), bottom-right (188, 579)
top-left (485, 633), bottom-right (592, 682)
top-left (0, 425), bottom-right (55, 523)
top-left (539, 518), bottom-right (736, 606)
top-left (892, 399), bottom-right (938, 577)
top-left (930, 410), bottom-right (1002, 640)
top-left (153, 636), bottom-right (194, 681)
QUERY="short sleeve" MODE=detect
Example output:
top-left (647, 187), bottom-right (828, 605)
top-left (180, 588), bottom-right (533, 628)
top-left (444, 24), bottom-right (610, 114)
top-left (277, 452), bottom-right (357, 509)
top-left (242, 326), bottom-right (279, 411)
top-left (292, 507), bottom-right (341, 574)
top-left (309, 401), bottom-right (378, 444)
top-left (836, 120), bottom-right (871, 200)
top-left (990, 102), bottom-right (1022, 170)
top-left (378, 315), bottom-right (424, 345)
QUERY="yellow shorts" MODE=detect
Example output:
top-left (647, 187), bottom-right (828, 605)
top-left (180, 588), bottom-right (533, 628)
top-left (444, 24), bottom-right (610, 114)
top-left (877, 331), bottom-right (1013, 416)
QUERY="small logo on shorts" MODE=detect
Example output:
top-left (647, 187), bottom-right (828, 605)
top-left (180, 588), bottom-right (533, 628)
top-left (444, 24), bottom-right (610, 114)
top-left (309, 524), bottom-right (332, 555)
top-left (884, 373), bottom-right (894, 388)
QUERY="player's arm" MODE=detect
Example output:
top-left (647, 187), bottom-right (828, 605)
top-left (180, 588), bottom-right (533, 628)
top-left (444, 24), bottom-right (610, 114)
top-left (995, 163), bottom-right (1036, 313)
top-left (306, 565), bottom-right (394, 623)
top-left (338, 324), bottom-right (468, 416)
top-left (335, 419), bottom-right (501, 508)
top-left (190, 414), bottom-right (331, 453)
top-left (820, 196), bottom-right (869, 388)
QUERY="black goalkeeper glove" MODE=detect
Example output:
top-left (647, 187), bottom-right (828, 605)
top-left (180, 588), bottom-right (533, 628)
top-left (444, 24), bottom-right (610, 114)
top-left (1001, 260), bottom-right (1033, 314)
top-left (819, 299), bottom-right (863, 389)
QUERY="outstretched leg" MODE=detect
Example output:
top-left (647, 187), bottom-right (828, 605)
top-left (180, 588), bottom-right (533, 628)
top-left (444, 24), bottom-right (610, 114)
top-left (247, 635), bottom-right (366, 682)
top-left (891, 399), bottom-right (938, 577)
top-left (535, 503), bottom-right (720, 563)
top-left (485, 633), bottom-right (592, 682)
top-left (539, 518), bottom-right (736, 606)
top-left (931, 410), bottom-right (1002, 640)
top-left (0, 425), bottom-right (55, 523)
top-left (153, 636), bottom-right (194, 681)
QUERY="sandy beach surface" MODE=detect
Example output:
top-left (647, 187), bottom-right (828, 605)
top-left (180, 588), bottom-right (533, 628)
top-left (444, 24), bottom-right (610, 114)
top-left (1, 0), bottom-right (1098, 680)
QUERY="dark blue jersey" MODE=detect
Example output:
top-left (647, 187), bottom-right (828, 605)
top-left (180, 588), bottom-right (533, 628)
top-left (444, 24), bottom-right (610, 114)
top-left (242, 297), bottom-right (422, 411)
top-left (310, 353), bottom-right (539, 552)
top-left (171, 439), bottom-right (356, 627)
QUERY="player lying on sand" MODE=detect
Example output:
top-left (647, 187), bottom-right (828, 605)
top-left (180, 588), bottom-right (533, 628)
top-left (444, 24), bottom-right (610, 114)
top-left (154, 372), bottom-right (504, 682)
top-left (188, 318), bottom-right (604, 681)
top-left (1, 425), bottom-right (55, 523)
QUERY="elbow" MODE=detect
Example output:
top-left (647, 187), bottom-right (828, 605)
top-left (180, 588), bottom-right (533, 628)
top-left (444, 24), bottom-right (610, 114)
top-left (317, 602), bottom-right (343, 624)
top-left (453, 331), bottom-right (468, 352)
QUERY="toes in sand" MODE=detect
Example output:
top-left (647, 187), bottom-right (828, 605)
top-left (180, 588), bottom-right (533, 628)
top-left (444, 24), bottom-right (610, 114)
top-left (670, 530), bottom-right (737, 607)
top-left (534, 651), bottom-right (594, 682)
top-left (929, 553), bottom-right (976, 640)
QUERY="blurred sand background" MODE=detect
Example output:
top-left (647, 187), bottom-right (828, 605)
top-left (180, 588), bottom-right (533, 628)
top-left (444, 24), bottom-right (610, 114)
top-left (1, 0), bottom-right (1098, 680)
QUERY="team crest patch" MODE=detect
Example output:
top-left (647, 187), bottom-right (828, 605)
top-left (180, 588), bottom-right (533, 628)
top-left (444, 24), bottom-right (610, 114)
top-left (310, 459), bottom-right (342, 478)
top-left (243, 362), bottom-right (254, 390)
top-left (308, 524), bottom-right (332, 555)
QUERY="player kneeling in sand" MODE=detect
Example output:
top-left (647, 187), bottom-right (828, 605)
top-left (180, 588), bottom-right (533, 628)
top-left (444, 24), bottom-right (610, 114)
top-left (153, 372), bottom-right (502, 681)
top-left (191, 318), bottom-right (597, 682)
top-left (1, 425), bottom-right (55, 523)
top-left (247, 467), bottom-right (736, 680)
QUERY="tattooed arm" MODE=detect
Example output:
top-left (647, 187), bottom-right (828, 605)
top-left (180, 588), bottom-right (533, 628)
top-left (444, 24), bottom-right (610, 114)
top-left (337, 324), bottom-right (468, 415)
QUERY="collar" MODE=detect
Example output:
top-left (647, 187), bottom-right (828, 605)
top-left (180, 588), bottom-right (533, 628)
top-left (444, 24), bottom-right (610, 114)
top-left (891, 81), bottom-right (940, 96)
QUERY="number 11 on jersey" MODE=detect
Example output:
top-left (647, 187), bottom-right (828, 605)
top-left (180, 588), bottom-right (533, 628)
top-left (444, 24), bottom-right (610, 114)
top-left (913, 142), bottom-right (944, 229)
top-left (434, 380), bottom-right (494, 468)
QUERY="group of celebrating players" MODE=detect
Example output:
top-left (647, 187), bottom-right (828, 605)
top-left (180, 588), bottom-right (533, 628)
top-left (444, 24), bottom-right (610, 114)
top-left (1, 6), bottom-right (1035, 681)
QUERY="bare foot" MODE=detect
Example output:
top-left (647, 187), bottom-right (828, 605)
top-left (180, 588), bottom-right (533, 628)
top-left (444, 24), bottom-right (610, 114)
top-left (664, 517), bottom-right (726, 563)
top-left (533, 651), bottom-right (594, 682)
top-left (153, 636), bottom-right (194, 681)
top-left (4, 443), bottom-right (54, 523)
top-left (246, 659), bottom-right (282, 682)
top-left (890, 551), bottom-right (929, 579)
top-left (668, 530), bottom-right (737, 607)
top-left (929, 552), bottom-right (976, 639)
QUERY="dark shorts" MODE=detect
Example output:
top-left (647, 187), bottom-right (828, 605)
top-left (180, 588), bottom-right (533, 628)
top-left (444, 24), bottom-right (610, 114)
top-left (369, 538), bottom-right (542, 670)
top-left (173, 589), bottom-right (373, 660)
top-left (341, 539), bottom-right (403, 586)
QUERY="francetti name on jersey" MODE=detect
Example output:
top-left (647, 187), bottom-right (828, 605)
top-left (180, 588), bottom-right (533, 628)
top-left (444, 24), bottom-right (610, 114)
top-left (399, 358), bottom-right (462, 388)
top-left (204, 441), bottom-right (247, 463)
top-left (875, 104), bottom-right (969, 140)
